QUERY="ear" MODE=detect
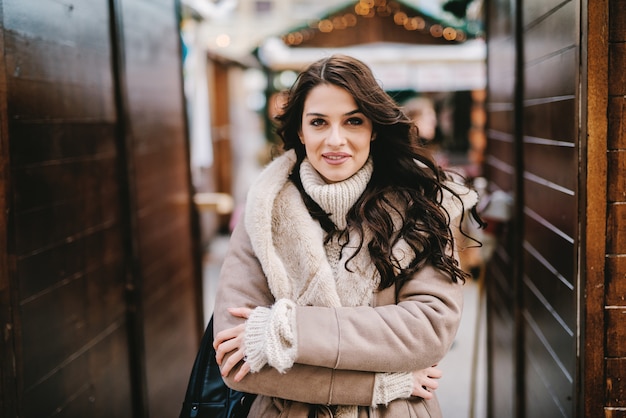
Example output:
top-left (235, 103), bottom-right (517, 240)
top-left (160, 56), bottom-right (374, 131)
top-left (371, 132), bottom-right (377, 141)
top-left (298, 131), bottom-right (304, 144)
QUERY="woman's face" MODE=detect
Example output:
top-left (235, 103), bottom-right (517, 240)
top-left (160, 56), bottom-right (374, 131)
top-left (300, 84), bottom-right (373, 184)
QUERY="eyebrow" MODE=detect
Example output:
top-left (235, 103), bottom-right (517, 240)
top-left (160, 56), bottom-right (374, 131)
top-left (305, 109), bottom-right (362, 117)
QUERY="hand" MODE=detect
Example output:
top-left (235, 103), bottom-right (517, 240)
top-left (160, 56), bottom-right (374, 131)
top-left (213, 307), bottom-right (253, 382)
top-left (411, 365), bottom-right (442, 400)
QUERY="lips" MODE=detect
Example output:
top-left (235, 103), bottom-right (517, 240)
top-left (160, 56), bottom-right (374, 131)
top-left (322, 153), bottom-right (350, 164)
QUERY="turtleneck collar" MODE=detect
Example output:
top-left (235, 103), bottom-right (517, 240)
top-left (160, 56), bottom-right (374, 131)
top-left (299, 158), bottom-right (373, 230)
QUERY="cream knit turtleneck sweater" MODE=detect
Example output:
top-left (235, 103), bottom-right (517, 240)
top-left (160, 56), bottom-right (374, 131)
top-left (299, 157), bottom-right (373, 231)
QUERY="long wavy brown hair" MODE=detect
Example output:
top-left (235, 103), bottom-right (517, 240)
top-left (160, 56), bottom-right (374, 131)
top-left (275, 54), bottom-right (481, 289)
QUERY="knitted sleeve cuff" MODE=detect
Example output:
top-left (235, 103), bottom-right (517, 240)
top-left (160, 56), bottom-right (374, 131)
top-left (372, 372), bottom-right (414, 406)
top-left (244, 299), bottom-right (297, 374)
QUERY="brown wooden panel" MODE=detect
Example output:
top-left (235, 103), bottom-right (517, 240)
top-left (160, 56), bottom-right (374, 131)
top-left (609, 42), bottom-right (626, 96)
top-left (487, 108), bottom-right (515, 133)
top-left (21, 324), bottom-right (132, 418)
top-left (134, 147), bottom-right (189, 210)
top-left (607, 203), bottom-right (626, 254)
top-left (524, 213), bottom-right (576, 281)
top-left (606, 308), bottom-right (626, 357)
top-left (487, 48), bottom-right (516, 103)
top-left (524, 0), bottom-right (573, 25)
top-left (19, 260), bottom-right (127, 390)
top-left (523, 139), bottom-right (576, 193)
top-left (607, 358), bottom-right (626, 407)
top-left (525, 48), bottom-right (577, 100)
top-left (3, 5), bottom-right (114, 121)
top-left (525, 347), bottom-right (574, 417)
top-left (524, 1), bottom-right (577, 64)
top-left (523, 247), bottom-right (576, 331)
top-left (606, 256), bottom-right (626, 306)
top-left (487, 256), bottom-right (516, 418)
top-left (524, 178), bottom-right (577, 237)
top-left (11, 154), bottom-right (119, 212)
top-left (524, 99), bottom-right (576, 144)
top-left (485, 2), bottom-right (518, 414)
top-left (608, 96), bottom-right (626, 149)
top-left (17, 226), bottom-right (124, 304)
top-left (9, 122), bottom-right (117, 166)
top-left (608, 151), bottom-right (626, 202)
top-left (488, 299), bottom-right (516, 418)
top-left (523, 277), bottom-right (575, 376)
top-left (610, 0), bottom-right (626, 41)
top-left (118, 1), bottom-right (200, 417)
top-left (2, 1), bottom-right (135, 416)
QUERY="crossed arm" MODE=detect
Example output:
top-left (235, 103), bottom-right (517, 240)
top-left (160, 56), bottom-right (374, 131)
top-left (211, 222), bottom-right (463, 406)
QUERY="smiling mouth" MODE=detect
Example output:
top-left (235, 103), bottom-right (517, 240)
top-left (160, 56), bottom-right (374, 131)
top-left (323, 153), bottom-right (350, 161)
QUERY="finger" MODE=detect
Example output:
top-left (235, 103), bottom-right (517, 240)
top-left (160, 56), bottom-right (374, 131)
top-left (428, 368), bottom-right (443, 379)
top-left (221, 349), bottom-right (245, 377)
top-left (213, 327), bottom-right (239, 350)
top-left (414, 385), bottom-right (434, 400)
top-left (228, 307), bottom-right (252, 319)
top-left (214, 338), bottom-right (239, 365)
top-left (423, 378), bottom-right (439, 391)
top-left (234, 361), bottom-right (251, 382)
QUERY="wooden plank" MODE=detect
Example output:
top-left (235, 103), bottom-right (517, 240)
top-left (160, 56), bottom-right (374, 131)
top-left (608, 96), bottom-right (626, 150)
top-left (524, 247), bottom-right (576, 330)
top-left (609, 0), bottom-right (626, 42)
top-left (606, 256), bottom-right (626, 307)
top-left (523, 99), bottom-right (576, 144)
top-left (607, 358), bottom-right (626, 407)
top-left (115, 1), bottom-right (201, 416)
top-left (607, 203), bottom-right (626, 255)
top-left (609, 42), bottom-right (626, 96)
top-left (523, 280), bottom-right (575, 376)
top-left (608, 151), bottom-right (626, 202)
top-left (524, 177), bottom-right (577, 236)
top-left (0, 2), bottom-right (20, 415)
top-left (584, 0), bottom-right (609, 415)
top-left (523, 1), bottom-right (577, 64)
top-left (606, 308), bottom-right (626, 357)
top-left (524, 48), bottom-right (577, 99)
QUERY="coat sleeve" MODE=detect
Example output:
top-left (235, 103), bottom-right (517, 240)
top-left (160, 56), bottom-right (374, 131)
top-left (295, 265), bottom-right (464, 373)
top-left (212, 220), bottom-right (377, 406)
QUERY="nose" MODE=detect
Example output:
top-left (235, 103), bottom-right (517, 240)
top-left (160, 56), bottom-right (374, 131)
top-left (326, 125), bottom-right (345, 147)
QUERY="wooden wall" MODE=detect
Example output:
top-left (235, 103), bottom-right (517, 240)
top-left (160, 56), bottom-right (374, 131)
top-left (520, 1), bottom-right (579, 416)
top-left (485, 0), bottom-right (579, 416)
top-left (484, 0), bottom-right (518, 416)
top-left (596, 0), bottom-right (626, 416)
top-left (0, 1), bottom-right (202, 417)
top-left (485, 0), bottom-right (626, 416)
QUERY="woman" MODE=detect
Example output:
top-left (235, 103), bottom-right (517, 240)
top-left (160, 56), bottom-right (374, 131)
top-left (212, 55), bottom-right (480, 417)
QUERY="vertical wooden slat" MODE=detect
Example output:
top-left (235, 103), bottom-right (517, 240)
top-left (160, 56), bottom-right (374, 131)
top-left (604, 0), bottom-right (626, 415)
top-left (0, 0), bottom-right (20, 414)
top-left (115, 1), bottom-right (201, 417)
top-left (1, 0), bottom-right (134, 416)
top-left (108, 0), bottom-right (149, 416)
top-left (484, 0), bottom-right (519, 416)
top-left (580, 0), bottom-right (609, 418)
top-left (0, 1), bottom-right (202, 417)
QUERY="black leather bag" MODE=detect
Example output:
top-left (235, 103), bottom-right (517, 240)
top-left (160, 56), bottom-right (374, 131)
top-left (179, 315), bottom-right (256, 418)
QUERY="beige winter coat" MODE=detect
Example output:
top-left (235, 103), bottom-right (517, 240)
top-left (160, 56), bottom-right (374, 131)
top-left (213, 150), bottom-right (476, 417)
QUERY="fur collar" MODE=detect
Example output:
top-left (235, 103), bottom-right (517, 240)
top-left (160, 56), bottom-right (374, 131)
top-left (244, 150), bottom-right (478, 308)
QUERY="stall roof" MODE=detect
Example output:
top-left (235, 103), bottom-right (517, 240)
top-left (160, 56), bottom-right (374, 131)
top-left (256, 0), bottom-right (485, 91)
top-left (276, 0), bottom-right (479, 49)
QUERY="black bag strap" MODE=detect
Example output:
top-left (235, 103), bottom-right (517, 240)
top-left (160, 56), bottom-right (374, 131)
top-left (180, 315), bottom-right (255, 418)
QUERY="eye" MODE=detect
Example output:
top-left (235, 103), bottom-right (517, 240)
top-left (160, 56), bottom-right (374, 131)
top-left (346, 117), bottom-right (364, 126)
top-left (310, 118), bottom-right (326, 127)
